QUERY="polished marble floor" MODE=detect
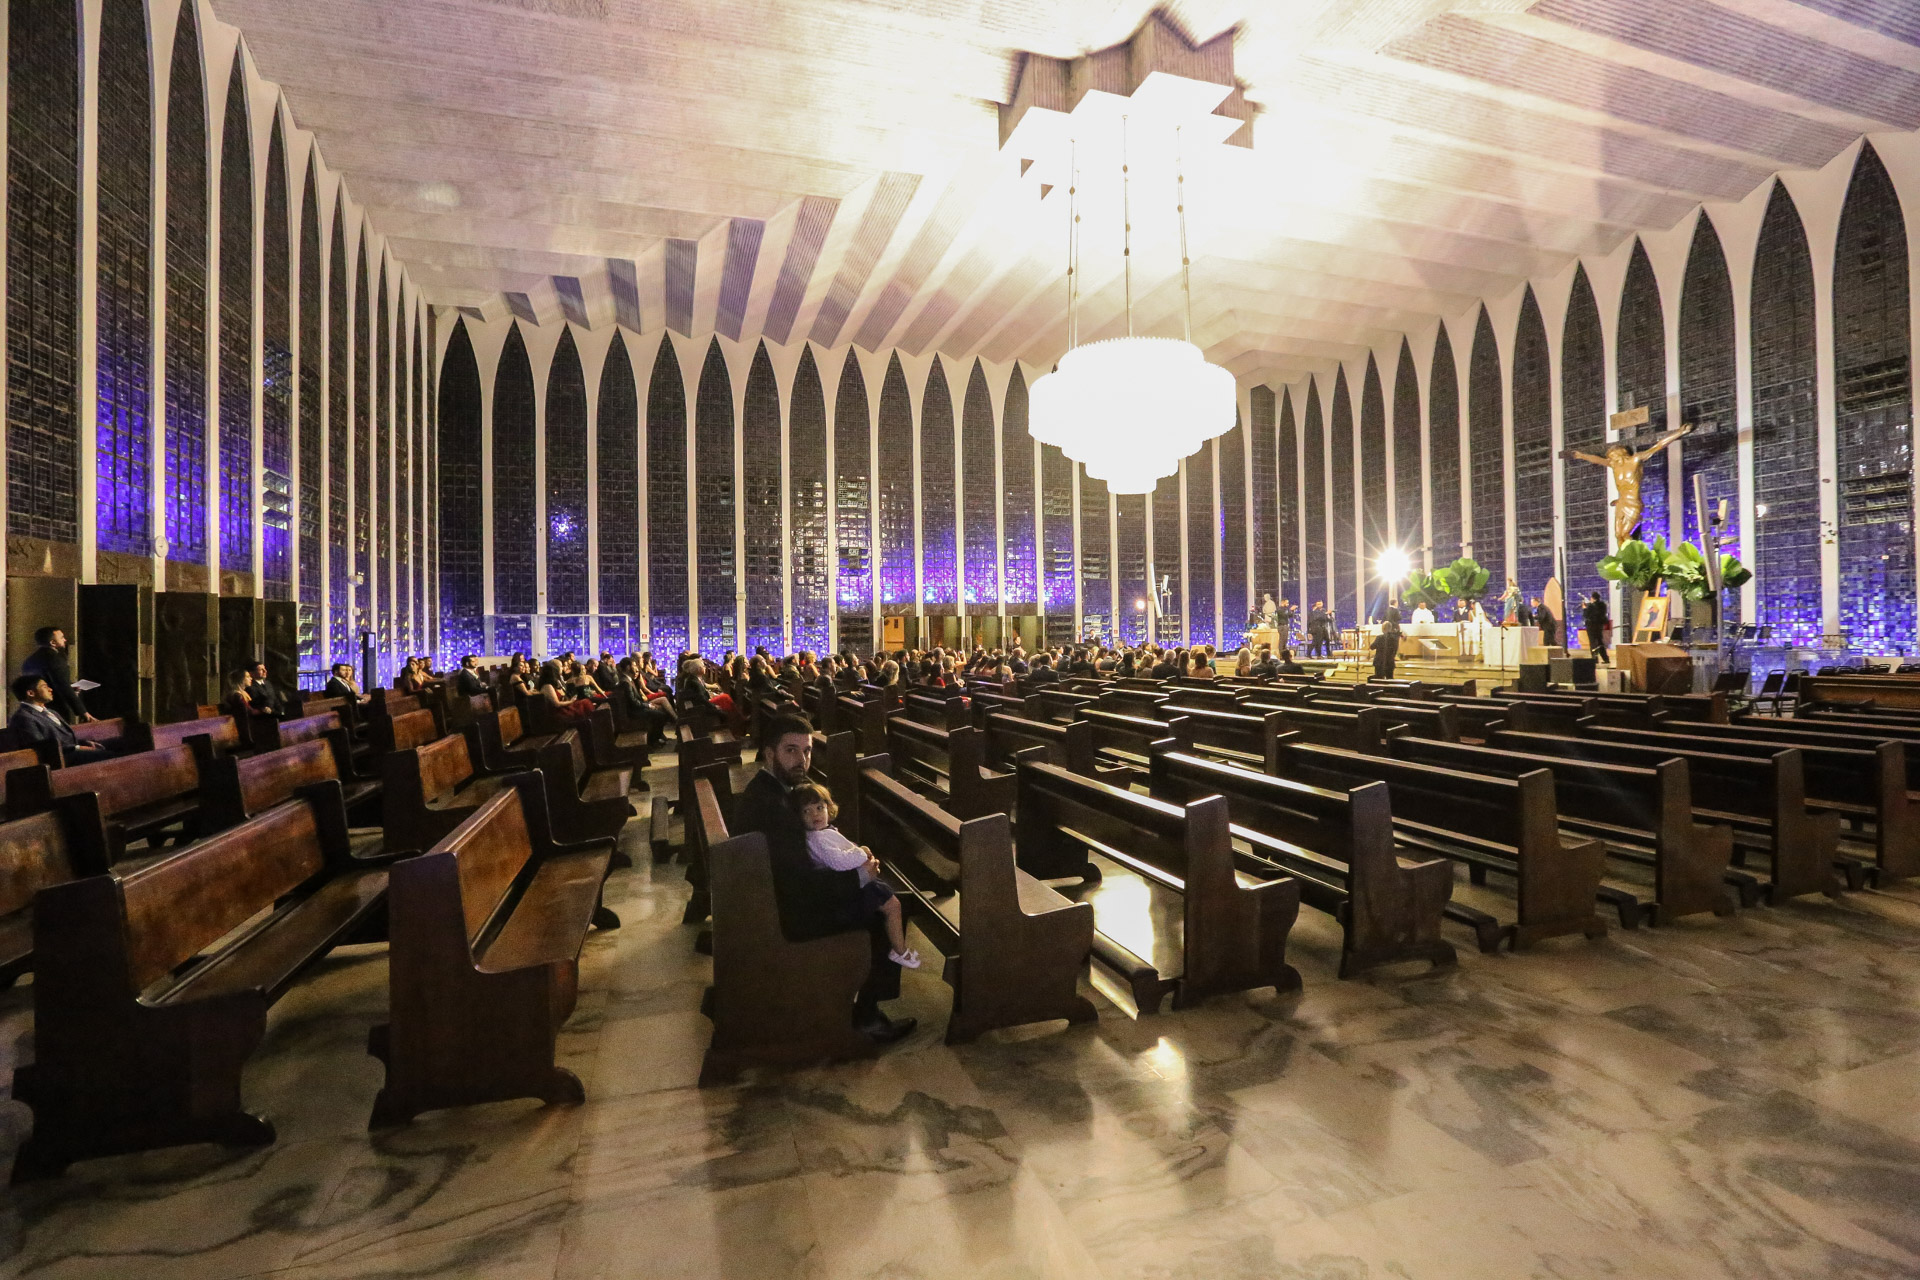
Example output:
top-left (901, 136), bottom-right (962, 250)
top-left (5, 753), bottom-right (1920, 1279)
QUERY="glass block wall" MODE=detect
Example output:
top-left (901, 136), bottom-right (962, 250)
top-left (920, 358), bottom-right (957, 612)
top-left (1329, 370), bottom-right (1355, 627)
top-left (742, 344), bottom-right (784, 652)
top-left (645, 337), bottom-right (689, 657)
top-left (1468, 306), bottom-right (1506, 594)
top-left (1679, 214), bottom-right (1739, 551)
top-left (1392, 341), bottom-right (1420, 556)
top-left (1751, 182), bottom-right (1821, 645)
top-left (1513, 288), bottom-right (1554, 594)
top-left (1617, 239), bottom-right (1670, 544)
top-left (876, 355), bottom-right (915, 610)
top-left (95, 0), bottom-right (151, 558)
top-left (694, 339), bottom-right (736, 654)
top-left (1428, 325), bottom-right (1460, 564)
top-left (1563, 266), bottom-right (1608, 595)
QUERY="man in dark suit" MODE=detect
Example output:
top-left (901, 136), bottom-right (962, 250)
top-left (730, 714), bottom-right (911, 1043)
top-left (453, 655), bottom-right (489, 698)
top-left (1023, 655), bottom-right (1059, 687)
top-left (247, 660), bottom-right (289, 717)
top-left (8, 675), bottom-right (108, 760)
top-left (1582, 593), bottom-right (1611, 663)
top-left (21, 627), bottom-right (91, 724)
top-left (324, 662), bottom-right (361, 701)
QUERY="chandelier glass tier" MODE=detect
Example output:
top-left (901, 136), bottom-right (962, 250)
top-left (1028, 120), bottom-right (1236, 495)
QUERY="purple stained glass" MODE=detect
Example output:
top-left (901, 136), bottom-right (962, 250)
top-left (1679, 214), bottom-right (1739, 554)
top-left (95, 0), bottom-right (151, 558)
top-left (1079, 466), bottom-right (1110, 642)
top-left (261, 121), bottom-right (292, 598)
top-left (789, 349), bottom-right (829, 654)
top-left (1187, 443), bottom-right (1215, 646)
top-left (1002, 368), bottom-right (1036, 608)
top-left (545, 327), bottom-right (589, 613)
top-left (834, 352), bottom-right (872, 617)
top-left (1041, 439), bottom-right (1073, 616)
top-left (1467, 307), bottom-right (1504, 595)
top-left (961, 360), bottom-right (996, 607)
top-left (645, 337), bottom-right (689, 657)
top-left (217, 57), bottom-right (253, 570)
top-left (877, 354), bottom-right (915, 608)
top-left (438, 320), bottom-right (482, 654)
top-left (1116, 493), bottom-right (1146, 645)
top-left (1751, 182), bottom-right (1822, 646)
top-left (694, 338), bottom-right (736, 655)
top-left (743, 344), bottom-right (783, 652)
top-left (1330, 371), bottom-right (1356, 624)
top-left (164, 3), bottom-right (207, 566)
top-left (1428, 327), bottom-right (1461, 564)
top-left (1220, 408), bottom-right (1248, 627)
top-left (1618, 239), bottom-right (1669, 544)
top-left (920, 359), bottom-right (956, 609)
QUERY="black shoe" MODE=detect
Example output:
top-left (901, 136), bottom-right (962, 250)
top-left (859, 1015), bottom-right (917, 1045)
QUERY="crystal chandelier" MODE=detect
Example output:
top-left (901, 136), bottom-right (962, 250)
top-left (1029, 121), bottom-right (1238, 494)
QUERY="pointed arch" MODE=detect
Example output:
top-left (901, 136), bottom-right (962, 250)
top-left (1003, 367), bottom-right (1036, 609)
top-left (1251, 386), bottom-right (1278, 606)
top-left (217, 56), bottom-right (254, 569)
top-left (1361, 355), bottom-right (1387, 617)
top-left (1302, 379), bottom-right (1326, 612)
top-left (743, 343), bottom-right (783, 651)
top-left (694, 338), bottom-right (736, 654)
top-left (1278, 388), bottom-right (1299, 605)
top-left (546, 328), bottom-right (589, 621)
top-left (877, 353), bottom-right (914, 608)
top-left (1392, 341), bottom-right (1420, 554)
top-left (327, 202), bottom-right (350, 661)
top-left (1220, 406), bottom-right (1248, 627)
top-left (1834, 141), bottom-right (1913, 652)
top-left (1679, 213), bottom-right (1737, 549)
top-left (789, 348), bottom-right (829, 652)
top-left (96, 0), bottom-right (152, 557)
top-left (1513, 288), bottom-right (1553, 591)
top-left (835, 352), bottom-right (872, 637)
top-left (437, 318), bottom-right (484, 656)
top-left (375, 264), bottom-right (393, 671)
top-left (262, 117), bottom-right (292, 598)
top-left (596, 333), bottom-right (640, 645)
top-left (961, 359), bottom-right (995, 608)
top-left (491, 322), bottom-right (536, 628)
top-left (646, 338), bottom-right (689, 656)
top-left (1330, 369), bottom-right (1356, 624)
top-left (1468, 306), bottom-right (1505, 592)
top-left (920, 359), bottom-right (956, 611)
top-left (1617, 239), bottom-right (1668, 542)
top-left (1751, 181), bottom-right (1820, 645)
top-left (1429, 326), bottom-right (1460, 564)
top-left (298, 159), bottom-right (322, 627)
top-left (165, 2), bottom-right (208, 566)
top-left (353, 232), bottom-right (372, 632)
top-left (1563, 266), bottom-right (1607, 594)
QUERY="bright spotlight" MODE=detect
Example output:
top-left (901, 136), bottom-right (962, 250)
top-left (1134, 598), bottom-right (1147, 611)
top-left (1376, 547), bottom-right (1411, 582)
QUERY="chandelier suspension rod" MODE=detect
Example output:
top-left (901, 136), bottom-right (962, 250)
top-left (1121, 114), bottom-right (1132, 338)
top-left (1067, 140), bottom-right (1079, 351)
top-left (1176, 125), bottom-right (1192, 345)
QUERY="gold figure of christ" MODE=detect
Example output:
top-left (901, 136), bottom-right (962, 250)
top-left (1562, 422), bottom-right (1692, 545)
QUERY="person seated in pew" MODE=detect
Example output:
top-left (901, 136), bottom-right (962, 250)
top-left (1255, 646), bottom-right (1281, 678)
top-left (246, 660), bottom-right (289, 717)
top-left (789, 782), bottom-right (920, 970)
top-left (1276, 647), bottom-right (1306, 675)
top-left (21, 626), bottom-right (93, 724)
top-left (496, 654), bottom-right (538, 703)
top-left (734, 714), bottom-right (913, 1043)
top-left (324, 662), bottom-right (362, 701)
top-left (1151, 649), bottom-right (1181, 678)
top-left (1188, 648), bottom-right (1216, 679)
top-left (1023, 654), bottom-right (1060, 687)
top-left (563, 656), bottom-right (611, 704)
top-left (453, 654), bottom-right (489, 699)
top-left (594, 652), bottom-right (620, 692)
top-left (1234, 647), bottom-right (1253, 678)
top-left (8, 676), bottom-right (109, 760)
top-left (678, 657), bottom-right (746, 735)
top-left (395, 656), bottom-right (431, 696)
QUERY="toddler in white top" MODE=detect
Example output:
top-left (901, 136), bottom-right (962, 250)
top-left (789, 782), bottom-right (919, 969)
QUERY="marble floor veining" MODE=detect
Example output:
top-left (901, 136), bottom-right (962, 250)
top-left (5, 753), bottom-right (1920, 1280)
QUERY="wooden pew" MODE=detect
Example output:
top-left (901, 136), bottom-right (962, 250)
top-left (382, 733), bottom-right (513, 855)
top-left (0, 796), bottom-right (111, 987)
top-left (1269, 738), bottom-right (1608, 949)
top-left (1095, 687), bottom-right (1173, 719)
top-left (1025, 688), bottom-right (1099, 723)
top-left (1489, 727), bottom-right (1843, 902)
top-left (8, 744), bottom-right (203, 860)
top-left (883, 718), bottom-right (1015, 820)
top-left (1080, 707), bottom-right (1193, 779)
top-left (1385, 736), bottom-right (1735, 925)
top-left (807, 729), bottom-right (863, 841)
top-left (0, 744), bottom-right (52, 818)
top-left (1155, 704), bottom-right (1288, 771)
top-left (255, 709), bottom-right (344, 753)
top-left (1308, 695), bottom-right (1460, 742)
top-left (696, 769), bottom-right (878, 1084)
top-left (1013, 758), bottom-right (1300, 1012)
top-left (200, 732), bottom-right (382, 832)
top-left (1239, 697), bottom-right (1387, 752)
top-left (151, 713), bottom-right (244, 758)
top-left (1588, 722), bottom-right (1917, 885)
top-left (1147, 747), bottom-right (1455, 977)
top-left (12, 783), bottom-right (393, 1177)
top-left (470, 705), bottom-right (561, 773)
top-left (531, 729), bottom-right (636, 845)
top-left (900, 690), bottom-right (969, 731)
top-left (72, 716), bottom-right (154, 755)
top-left (368, 773), bottom-right (617, 1126)
top-left (981, 712), bottom-right (1109, 779)
top-left (967, 689), bottom-right (1027, 729)
top-left (859, 763), bottom-right (1095, 1042)
top-left (829, 692), bottom-right (889, 755)
top-left (1799, 673), bottom-right (1920, 711)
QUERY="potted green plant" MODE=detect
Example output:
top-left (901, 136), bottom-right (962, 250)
top-left (1439, 557), bottom-right (1489, 621)
top-left (1400, 569), bottom-right (1448, 615)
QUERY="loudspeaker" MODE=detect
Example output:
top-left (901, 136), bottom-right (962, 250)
top-left (1552, 655), bottom-right (1598, 688)
top-left (1518, 663), bottom-right (1551, 692)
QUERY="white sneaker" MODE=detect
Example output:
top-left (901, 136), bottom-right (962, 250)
top-left (888, 948), bottom-right (922, 969)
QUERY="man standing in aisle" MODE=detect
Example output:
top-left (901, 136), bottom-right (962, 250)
top-left (21, 627), bottom-right (91, 723)
top-left (1582, 592), bottom-right (1611, 664)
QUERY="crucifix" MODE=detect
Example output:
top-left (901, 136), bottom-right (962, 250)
top-left (1562, 410), bottom-right (1692, 544)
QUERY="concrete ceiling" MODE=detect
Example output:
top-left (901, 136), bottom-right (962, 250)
top-left (216, 0), bottom-right (1920, 385)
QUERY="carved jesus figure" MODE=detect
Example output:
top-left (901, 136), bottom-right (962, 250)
top-left (1563, 422), bottom-right (1692, 544)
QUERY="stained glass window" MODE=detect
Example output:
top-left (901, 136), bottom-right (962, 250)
top-left (1834, 142), bottom-right (1914, 652)
top-left (834, 352), bottom-right (872, 631)
top-left (438, 319), bottom-right (483, 659)
top-left (546, 328), bottom-right (589, 614)
top-left (789, 350), bottom-right (829, 654)
top-left (1751, 182), bottom-right (1821, 645)
top-left (7, 0), bottom-right (79, 544)
top-left (1429, 326), bottom-right (1461, 564)
top-left (1219, 410), bottom-right (1247, 628)
top-left (1250, 386), bottom-right (1277, 603)
top-left (742, 344), bottom-right (783, 652)
top-left (646, 338), bottom-right (689, 656)
top-left (597, 334), bottom-right (639, 624)
top-left (491, 323), bottom-right (536, 616)
top-left (694, 339), bottom-right (735, 654)
top-left (1152, 462), bottom-right (1183, 644)
top-left (1617, 239), bottom-right (1669, 544)
top-left (1278, 389), bottom-right (1299, 607)
top-left (1393, 342), bottom-right (1420, 555)
top-left (261, 123), bottom-right (292, 598)
top-left (961, 360), bottom-right (996, 608)
top-left (877, 354), bottom-right (915, 608)
top-left (1302, 381), bottom-right (1326, 612)
top-left (165, 6), bottom-right (207, 566)
top-left (1468, 307), bottom-right (1505, 595)
top-left (1002, 368), bottom-right (1036, 608)
top-left (353, 235), bottom-right (371, 634)
top-left (920, 358), bottom-right (956, 611)
top-left (297, 161), bottom-right (322, 663)
top-left (1330, 371), bottom-right (1356, 626)
top-left (1680, 215), bottom-right (1739, 554)
top-left (1563, 267), bottom-right (1607, 596)
top-left (217, 60), bottom-right (253, 571)
top-left (327, 206), bottom-right (350, 662)
top-left (1079, 467), bottom-right (1110, 643)
top-left (95, 0), bottom-right (151, 558)
top-left (1512, 288), bottom-right (1553, 593)
top-left (1186, 443), bottom-right (1215, 646)
top-left (1116, 493), bottom-right (1146, 645)
top-left (1361, 358), bottom-right (1388, 620)
top-left (1040, 439), bottom-right (1074, 626)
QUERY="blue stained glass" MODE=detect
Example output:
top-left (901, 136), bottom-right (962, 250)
top-left (645, 338), bottom-right (689, 657)
top-left (1679, 215), bottom-right (1739, 555)
top-left (217, 58), bottom-right (252, 569)
top-left (1617, 240), bottom-right (1669, 544)
top-left (1392, 345), bottom-right (1420, 554)
top-left (877, 354), bottom-right (915, 607)
top-left (164, 4), bottom-right (207, 566)
top-left (1116, 494), bottom-right (1147, 645)
top-left (597, 334), bottom-right (640, 618)
top-left (834, 352), bottom-right (872, 617)
top-left (545, 327), bottom-right (589, 613)
top-left (1512, 291), bottom-right (1554, 594)
top-left (742, 344), bottom-right (783, 653)
top-left (1330, 371), bottom-right (1355, 623)
top-left (1250, 386), bottom-right (1276, 603)
top-left (1429, 327), bottom-right (1460, 564)
top-left (1563, 268), bottom-right (1608, 595)
top-left (1187, 443), bottom-right (1215, 646)
top-left (1302, 383), bottom-right (1326, 617)
top-left (1220, 410), bottom-right (1247, 626)
top-left (1079, 467), bottom-right (1110, 643)
top-left (1002, 368), bottom-right (1036, 607)
top-left (95, 0), bottom-right (150, 558)
top-left (1278, 389), bottom-right (1299, 606)
top-left (1360, 357), bottom-right (1389, 620)
top-left (491, 323), bottom-right (536, 616)
top-left (1040, 440), bottom-right (1073, 615)
top-left (789, 349), bottom-right (829, 654)
top-left (1751, 182), bottom-right (1822, 646)
top-left (546, 614), bottom-right (589, 657)
top-left (261, 122), bottom-right (292, 598)
top-left (694, 338), bottom-right (736, 654)
top-left (1468, 307), bottom-right (1505, 593)
top-left (437, 320), bottom-right (483, 655)
top-left (327, 205), bottom-right (350, 663)
top-left (920, 359), bottom-right (956, 609)
top-left (961, 360), bottom-right (996, 607)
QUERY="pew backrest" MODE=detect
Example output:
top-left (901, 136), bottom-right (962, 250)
top-left (23, 744), bottom-right (199, 819)
top-left (151, 714), bottom-right (240, 756)
top-left (0, 799), bottom-right (109, 922)
top-left (204, 737), bottom-right (346, 828)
